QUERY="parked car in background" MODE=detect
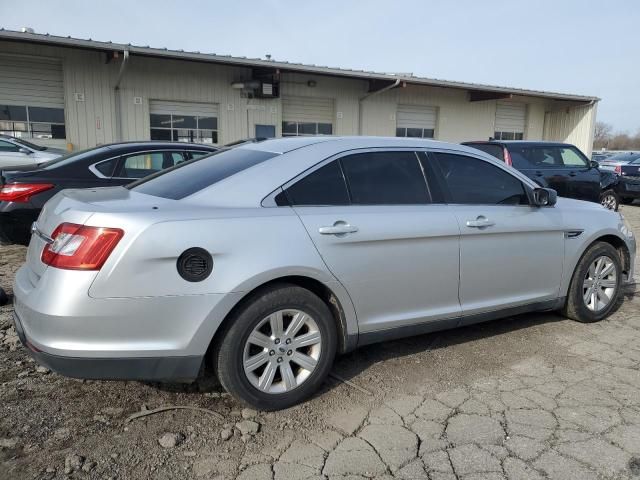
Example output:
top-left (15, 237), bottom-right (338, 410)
top-left (0, 134), bottom-right (65, 168)
top-left (0, 141), bottom-right (217, 245)
top-left (12, 137), bottom-right (635, 410)
top-left (592, 151), bottom-right (616, 162)
top-left (599, 152), bottom-right (640, 206)
top-left (462, 140), bottom-right (607, 205)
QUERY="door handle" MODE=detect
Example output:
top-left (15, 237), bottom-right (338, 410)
top-left (319, 222), bottom-right (359, 236)
top-left (569, 172), bottom-right (577, 177)
top-left (466, 216), bottom-right (495, 228)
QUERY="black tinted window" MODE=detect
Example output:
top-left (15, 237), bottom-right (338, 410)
top-left (130, 148), bottom-right (277, 200)
top-left (508, 146), bottom-right (588, 169)
top-left (435, 153), bottom-right (527, 205)
top-left (465, 143), bottom-right (504, 161)
top-left (95, 158), bottom-right (118, 177)
top-left (341, 151), bottom-right (429, 205)
top-left (286, 161), bottom-right (349, 206)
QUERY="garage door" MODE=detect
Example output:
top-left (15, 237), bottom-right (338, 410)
top-left (282, 96), bottom-right (334, 136)
top-left (149, 100), bottom-right (219, 144)
top-left (396, 105), bottom-right (437, 138)
top-left (494, 101), bottom-right (526, 140)
top-left (0, 55), bottom-right (66, 142)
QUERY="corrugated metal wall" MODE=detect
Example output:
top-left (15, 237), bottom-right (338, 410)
top-left (543, 103), bottom-right (597, 157)
top-left (0, 39), bottom-right (597, 153)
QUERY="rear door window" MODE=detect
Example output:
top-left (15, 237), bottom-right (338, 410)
top-left (340, 151), bottom-right (430, 205)
top-left (434, 153), bottom-right (528, 205)
top-left (286, 161), bottom-right (350, 206)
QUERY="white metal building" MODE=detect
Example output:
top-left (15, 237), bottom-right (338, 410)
top-left (0, 29), bottom-right (599, 156)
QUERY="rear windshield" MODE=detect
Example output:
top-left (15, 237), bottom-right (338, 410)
top-left (129, 148), bottom-right (278, 200)
top-left (465, 143), bottom-right (504, 161)
top-left (8, 137), bottom-right (47, 151)
top-left (40, 147), bottom-right (103, 169)
top-left (603, 152), bottom-right (640, 163)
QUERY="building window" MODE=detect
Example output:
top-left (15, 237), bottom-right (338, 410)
top-left (282, 122), bottom-right (333, 136)
top-left (494, 131), bottom-right (524, 140)
top-left (150, 113), bottom-right (218, 144)
top-left (0, 105), bottom-right (66, 140)
top-left (396, 127), bottom-right (435, 139)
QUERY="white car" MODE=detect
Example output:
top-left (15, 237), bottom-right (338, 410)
top-left (0, 135), bottom-right (65, 168)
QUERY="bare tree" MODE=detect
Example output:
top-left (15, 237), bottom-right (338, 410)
top-left (593, 121), bottom-right (613, 149)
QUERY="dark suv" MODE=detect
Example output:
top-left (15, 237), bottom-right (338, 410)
top-left (462, 141), bottom-right (602, 204)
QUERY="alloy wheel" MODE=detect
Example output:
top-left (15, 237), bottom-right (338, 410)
top-left (243, 309), bottom-right (322, 394)
top-left (582, 255), bottom-right (617, 312)
top-left (601, 194), bottom-right (617, 210)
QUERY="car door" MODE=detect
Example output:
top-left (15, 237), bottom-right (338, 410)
top-left (288, 149), bottom-right (461, 335)
top-left (429, 151), bottom-right (565, 318)
top-left (556, 146), bottom-right (600, 202)
top-left (0, 139), bottom-right (35, 167)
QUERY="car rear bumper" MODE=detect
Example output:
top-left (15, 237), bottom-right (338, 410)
top-left (13, 309), bottom-right (203, 381)
top-left (12, 264), bottom-right (244, 381)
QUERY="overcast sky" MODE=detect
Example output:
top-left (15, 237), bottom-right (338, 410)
top-left (1, 0), bottom-right (638, 132)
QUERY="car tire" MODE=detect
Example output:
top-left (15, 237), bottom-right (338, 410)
top-left (561, 242), bottom-right (622, 323)
top-left (621, 197), bottom-right (635, 205)
top-left (600, 190), bottom-right (619, 211)
top-left (0, 287), bottom-right (7, 306)
top-left (214, 283), bottom-right (337, 410)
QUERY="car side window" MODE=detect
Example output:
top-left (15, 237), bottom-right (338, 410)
top-left (286, 160), bottom-right (350, 206)
top-left (559, 147), bottom-right (588, 168)
top-left (434, 153), bottom-right (528, 205)
top-left (0, 139), bottom-right (20, 152)
top-left (188, 150), bottom-right (212, 160)
top-left (341, 151), bottom-right (430, 205)
top-left (94, 158), bottom-right (118, 177)
top-left (115, 151), bottom-right (182, 179)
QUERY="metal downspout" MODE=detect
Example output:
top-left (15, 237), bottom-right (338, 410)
top-left (358, 78), bottom-right (401, 135)
top-left (114, 49), bottom-right (130, 142)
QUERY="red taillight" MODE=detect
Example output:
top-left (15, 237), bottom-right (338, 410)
top-left (41, 223), bottom-right (124, 270)
top-left (0, 183), bottom-right (54, 203)
top-left (503, 148), bottom-right (513, 166)
top-left (614, 165), bottom-right (622, 175)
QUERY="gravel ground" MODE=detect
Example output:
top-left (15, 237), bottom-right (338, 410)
top-left (1, 206), bottom-right (640, 480)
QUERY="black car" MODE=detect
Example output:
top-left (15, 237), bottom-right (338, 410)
top-left (599, 152), bottom-right (640, 206)
top-left (0, 141), bottom-right (217, 245)
top-left (462, 140), bottom-right (603, 204)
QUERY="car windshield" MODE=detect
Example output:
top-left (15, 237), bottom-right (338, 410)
top-left (5, 137), bottom-right (47, 151)
top-left (129, 147), bottom-right (278, 200)
top-left (602, 152), bottom-right (640, 163)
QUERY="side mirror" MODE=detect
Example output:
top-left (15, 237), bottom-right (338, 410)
top-left (533, 187), bottom-right (557, 207)
top-left (18, 147), bottom-right (32, 155)
top-left (590, 160), bottom-right (599, 169)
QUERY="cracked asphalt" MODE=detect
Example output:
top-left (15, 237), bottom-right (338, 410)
top-left (1, 204), bottom-right (640, 480)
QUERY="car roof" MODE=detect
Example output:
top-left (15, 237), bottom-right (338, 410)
top-left (463, 140), bottom-right (574, 148)
top-left (102, 141), bottom-right (217, 151)
top-left (239, 135), bottom-right (469, 154)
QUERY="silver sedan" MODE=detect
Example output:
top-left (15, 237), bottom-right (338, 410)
top-left (12, 137), bottom-right (636, 409)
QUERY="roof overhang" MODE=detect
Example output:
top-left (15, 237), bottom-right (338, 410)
top-left (0, 29), bottom-right (600, 104)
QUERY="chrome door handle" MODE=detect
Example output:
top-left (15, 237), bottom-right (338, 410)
top-left (466, 217), bottom-right (495, 228)
top-left (319, 223), bottom-right (359, 235)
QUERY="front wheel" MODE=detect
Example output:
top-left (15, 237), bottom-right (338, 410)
top-left (562, 242), bottom-right (622, 323)
top-left (214, 284), bottom-right (337, 410)
top-left (600, 190), bottom-right (619, 211)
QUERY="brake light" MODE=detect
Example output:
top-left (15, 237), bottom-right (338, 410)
top-left (0, 183), bottom-right (54, 203)
top-left (41, 223), bottom-right (124, 270)
top-left (503, 148), bottom-right (513, 166)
